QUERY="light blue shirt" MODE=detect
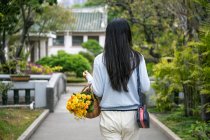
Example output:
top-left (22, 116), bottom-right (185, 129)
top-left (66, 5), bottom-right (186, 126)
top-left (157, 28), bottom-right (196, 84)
top-left (87, 53), bottom-right (150, 111)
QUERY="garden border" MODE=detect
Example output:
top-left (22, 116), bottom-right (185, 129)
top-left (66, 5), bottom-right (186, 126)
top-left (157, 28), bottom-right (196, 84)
top-left (150, 113), bottom-right (182, 140)
top-left (18, 109), bottom-right (50, 140)
top-left (67, 82), bottom-right (87, 86)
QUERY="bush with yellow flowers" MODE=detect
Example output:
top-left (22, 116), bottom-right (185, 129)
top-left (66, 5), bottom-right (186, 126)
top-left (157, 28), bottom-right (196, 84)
top-left (27, 63), bottom-right (63, 74)
top-left (66, 92), bottom-right (94, 119)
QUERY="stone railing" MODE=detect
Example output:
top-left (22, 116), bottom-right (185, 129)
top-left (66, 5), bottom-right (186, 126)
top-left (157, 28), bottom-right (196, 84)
top-left (0, 73), bottom-right (66, 112)
top-left (46, 73), bottom-right (66, 112)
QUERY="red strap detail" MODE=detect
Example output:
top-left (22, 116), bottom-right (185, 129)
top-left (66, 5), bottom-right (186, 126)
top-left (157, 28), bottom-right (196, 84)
top-left (140, 108), bottom-right (146, 128)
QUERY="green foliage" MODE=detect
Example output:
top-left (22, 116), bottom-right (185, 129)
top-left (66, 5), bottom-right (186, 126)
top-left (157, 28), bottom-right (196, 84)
top-left (0, 60), bottom-right (16, 74)
top-left (0, 82), bottom-right (13, 95)
top-left (190, 121), bottom-right (210, 140)
top-left (0, 1), bottom-right (19, 34)
top-left (0, 0), bottom-right (58, 66)
top-left (195, 31), bottom-right (210, 95)
top-left (107, 0), bottom-right (179, 63)
top-left (67, 77), bottom-right (86, 83)
top-left (153, 58), bottom-right (180, 111)
top-left (81, 39), bottom-right (103, 56)
top-left (84, 0), bottom-right (105, 6)
top-left (0, 0), bottom-right (19, 66)
top-left (33, 4), bottom-right (73, 33)
top-left (149, 106), bottom-right (201, 140)
top-left (153, 42), bottom-right (201, 114)
top-left (146, 63), bottom-right (154, 76)
top-left (0, 108), bottom-right (43, 140)
top-left (37, 51), bottom-right (91, 77)
top-left (79, 52), bottom-right (94, 65)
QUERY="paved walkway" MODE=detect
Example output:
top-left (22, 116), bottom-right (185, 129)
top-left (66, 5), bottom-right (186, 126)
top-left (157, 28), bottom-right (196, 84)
top-left (30, 85), bottom-right (169, 140)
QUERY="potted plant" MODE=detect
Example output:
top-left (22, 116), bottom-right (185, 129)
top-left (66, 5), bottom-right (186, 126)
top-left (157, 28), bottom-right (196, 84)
top-left (0, 81), bottom-right (13, 105)
top-left (10, 60), bottom-right (30, 82)
top-left (10, 73), bottom-right (30, 82)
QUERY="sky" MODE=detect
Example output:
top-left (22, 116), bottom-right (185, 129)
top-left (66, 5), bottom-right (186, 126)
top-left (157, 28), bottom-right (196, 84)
top-left (58, 0), bottom-right (87, 7)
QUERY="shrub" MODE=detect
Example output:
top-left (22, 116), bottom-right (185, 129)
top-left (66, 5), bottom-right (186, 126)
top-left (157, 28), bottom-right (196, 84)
top-left (81, 39), bottom-right (102, 56)
top-left (37, 51), bottom-right (91, 77)
top-left (27, 63), bottom-right (62, 74)
top-left (190, 121), bottom-right (210, 140)
top-left (79, 51), bottom-right (94, 65)
top-left (153, 58), bottom-right (181, 112)
top-left (146, 62), bottom-right (154, 76)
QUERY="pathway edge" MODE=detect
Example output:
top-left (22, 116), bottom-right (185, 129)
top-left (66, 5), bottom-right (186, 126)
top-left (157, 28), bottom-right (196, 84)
top-left (18, 109), bottom-right (50, 140)
top-left (150, 113), bottom-right (182, 140)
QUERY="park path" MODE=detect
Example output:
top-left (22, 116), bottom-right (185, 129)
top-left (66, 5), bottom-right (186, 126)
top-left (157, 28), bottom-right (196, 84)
top-left (30, 85), bottom-right (169, 140)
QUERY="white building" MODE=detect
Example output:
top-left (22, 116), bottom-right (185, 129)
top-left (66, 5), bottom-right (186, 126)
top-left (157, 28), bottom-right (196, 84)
top-left (50, 6), bottom-right (107, 55)
top-left (29, 6), bottom-right (107, 62)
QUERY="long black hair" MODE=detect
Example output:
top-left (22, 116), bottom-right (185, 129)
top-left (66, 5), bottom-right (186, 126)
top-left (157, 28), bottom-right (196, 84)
top-left (104, 18), bottom-right (140, 92)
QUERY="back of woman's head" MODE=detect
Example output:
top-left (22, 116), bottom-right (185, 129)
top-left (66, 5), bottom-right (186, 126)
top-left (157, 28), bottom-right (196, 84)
top-left (104, 18), bottom-right (140, 92)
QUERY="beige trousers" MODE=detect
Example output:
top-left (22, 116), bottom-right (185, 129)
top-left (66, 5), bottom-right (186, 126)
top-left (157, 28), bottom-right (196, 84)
top-left (99, 111), bottom-right (139, 140)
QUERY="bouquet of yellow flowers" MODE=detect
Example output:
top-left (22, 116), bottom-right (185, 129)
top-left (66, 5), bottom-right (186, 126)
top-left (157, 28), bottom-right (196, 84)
top-left (66, 91), bottom-right (97, 119)
top-left (66, 89), bottom-right (101, 119)
top-left (66, 85), bottom-right (101, 119)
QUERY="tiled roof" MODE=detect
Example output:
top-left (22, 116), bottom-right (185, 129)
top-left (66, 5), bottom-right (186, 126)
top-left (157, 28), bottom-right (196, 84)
top-left (65, 12), bottom-right (106, 32)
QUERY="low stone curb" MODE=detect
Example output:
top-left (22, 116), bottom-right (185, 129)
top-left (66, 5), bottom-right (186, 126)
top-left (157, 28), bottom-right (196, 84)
top-left (0, 104), bottom-right (30, 108)
top-left (18, 109), bottom-right (50, 140)
top-left (150, 113), bottom-right (182, 140)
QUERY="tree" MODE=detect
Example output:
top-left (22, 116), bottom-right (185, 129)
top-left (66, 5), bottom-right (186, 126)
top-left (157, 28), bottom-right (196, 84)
top-left (0, 0), bottom-right (58, 73)
top-left (162, 0), bottom-right (207, 42)
top-left (34, 4), bottom-right (74, 34)
top-left (106, 0), bottom-right (178, 63)
top-left (162, 0), bottom-right (209, 117)
top-left (30, 4), bottom-right (74, 57)
top-left (15, 0), bottom-right (57, 58)
top-left (0, 0), bottom-right (19, 66)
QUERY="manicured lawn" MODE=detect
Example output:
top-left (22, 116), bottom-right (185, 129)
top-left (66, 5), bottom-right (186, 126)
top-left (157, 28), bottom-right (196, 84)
top-left (0, 108), bottom-right (43, 140)
top-left (67, 76), bottom-right (86, 83)
top-left (149, 107), bottom-right (202, 140)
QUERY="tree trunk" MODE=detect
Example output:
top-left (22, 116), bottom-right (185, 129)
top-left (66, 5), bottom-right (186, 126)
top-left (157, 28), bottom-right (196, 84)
top-left (174, 89), bottom-right (179, 105)
top-left (15, 4), bottom-right (34, 59)
top-left (183, 84), bottom-right (194, 116)
top-left (15, 25), bottom-right (27, 58)
top-left (0, 29), bottom-right (7, 64)
top-left (0, 29), bottom-right (9, 73)
top-left (200, 94), bottom-right (210, 122)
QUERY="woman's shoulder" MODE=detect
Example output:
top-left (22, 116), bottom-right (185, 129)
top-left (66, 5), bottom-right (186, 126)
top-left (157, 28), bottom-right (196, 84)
top-left (94, 53), bottom-right (104, 65)
top-left (140, 54), bottom-right (145, 60)
top-left (134, 51), bottom-right (144, 61)
top-left (95, 53), bottom-right (103, 59)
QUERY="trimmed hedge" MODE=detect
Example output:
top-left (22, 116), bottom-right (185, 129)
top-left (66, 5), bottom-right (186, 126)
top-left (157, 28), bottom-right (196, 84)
top-left (36, 51), bottom-right (91, 77)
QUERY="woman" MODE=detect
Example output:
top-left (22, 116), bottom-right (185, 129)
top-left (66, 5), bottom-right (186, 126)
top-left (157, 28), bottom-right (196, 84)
top-left (83, 18), bottom-right (150, 140)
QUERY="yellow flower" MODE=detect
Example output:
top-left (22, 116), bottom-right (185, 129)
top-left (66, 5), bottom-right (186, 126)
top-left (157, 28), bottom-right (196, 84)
top-left (66, 92), bottom-right (95, 119)
top-left (82, 94), bottom-right (86, 99)
top-left (72, 98), bottom-right (78, 104)
top-left (86, 95), bottom-right (91, 100)
top-left (76, 93), bottom-right (82, 98)
top-left (86, 101), bottom-right (91, 105)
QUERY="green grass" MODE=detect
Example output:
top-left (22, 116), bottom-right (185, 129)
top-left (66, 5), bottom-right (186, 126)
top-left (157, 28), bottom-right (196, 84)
top-left (67, 76), bottom-right (86, 83)
top-left (65, 72), bottom-right (87, 83)
top-left (0, 108), bottom-right (43, 140)
top-left (148, 107), bottom-right (201, 140)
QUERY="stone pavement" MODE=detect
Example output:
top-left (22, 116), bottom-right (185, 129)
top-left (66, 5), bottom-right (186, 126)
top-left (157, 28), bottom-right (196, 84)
top-left (30, 85), bottom-right (169, 140)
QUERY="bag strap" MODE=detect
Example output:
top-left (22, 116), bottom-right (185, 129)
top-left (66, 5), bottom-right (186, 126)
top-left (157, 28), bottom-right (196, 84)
top-left (136, 66), bottom-right (144, 106)
top-left (81, 84), bottom-right (92, 93)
